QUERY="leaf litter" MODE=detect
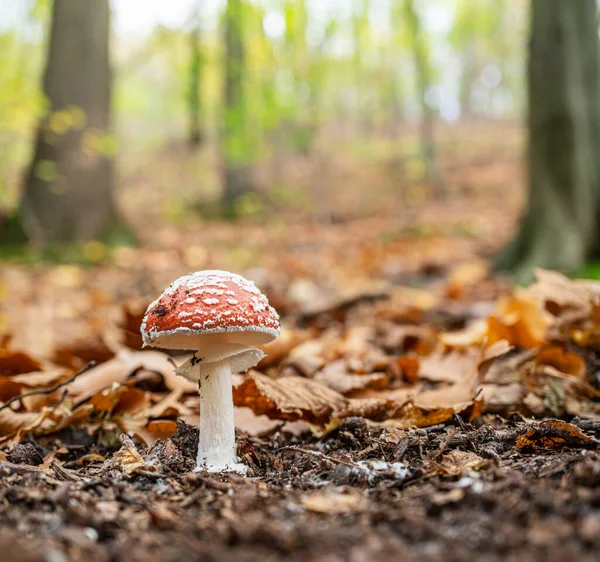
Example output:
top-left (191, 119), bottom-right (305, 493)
top-left (1, 244), bottom-right (600, 561)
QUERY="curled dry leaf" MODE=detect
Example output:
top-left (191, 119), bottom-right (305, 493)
top-left (68, 350), bottom-right (195, 400)
top-left (0, 347), bottom-right (41, 376)
top-left (258, 328), bottom-right (313, 368)
top-left (445, 259), bottom-right (489, 300)
top-left (117, 418), bottom-right (178, 447)
top-left (90, 386), bottom-right (150, 416)
top-left (0, 376), bottom-right (24, 403)
top-left (233, 372), bottom-right (347, 425)
top-left (488, 290), bottom-right (552, 349)
top-left (0, 404), bottom-right (93, 444)
top-left (314, 360), bottom-right (388, 395)
top-left (235, 371), bottom-right (484, 429)
top-left (418, 350), bottom-right (480, 383)
top-left (516, 420), bottom-right (598, 451)
top-left (393, 355), bottom-right (420, 384)
top-left (529, 269), bottom-right (600, 315)
top-left (53, 332), bottom-right (115, 370)
top-left (436, 450), bottom-right (487, 476)
top-left (535, 346), bottom-right (586, 378)
top-left (112, 434), bottom-right (159, 474)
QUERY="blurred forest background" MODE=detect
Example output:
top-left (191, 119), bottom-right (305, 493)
top-left (0, 0), bottom-right (527, 255)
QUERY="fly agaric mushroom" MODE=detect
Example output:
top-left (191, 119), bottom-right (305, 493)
top-left (141, 270), bottom-right (280, 473)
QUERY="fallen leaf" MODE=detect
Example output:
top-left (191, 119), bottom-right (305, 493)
top-left (445, 259), bottom-right (489, 299)
top-left (314, 360), bottom-right (388, 395)
top-left (233, 371), bottom-right (347, 425)
top-left (0, 376), bottom-right (24, 402)
top-left (90, 386), bottom-right (150, 416)
top-left (119, 419), bottom-right (178, 446)
top-left (258, 328), bottom-right (312, 368)
top-left (516, 420), bottom-right (598, 451)
top-left (112, 434), bottom-right (159, 474)
top-left (418, 350), bottom-right (479, 383)
top-left (488, 290), bottom-right (552, 348)
top-left (436, 450), bottom-right (487, 476)
top-left (394, 355), bottom-right (420, 383)
top-left (535, 346), bottom-right (586, 378)
top-left (53, 332), bottom-right (115, 370)
top-left (0, 348), bottom-right (41, 376)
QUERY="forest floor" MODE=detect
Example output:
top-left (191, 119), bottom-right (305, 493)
top-left (2, 416), bottom-right (600, 562)
top-left (2, 123), bottom-right (600, 561)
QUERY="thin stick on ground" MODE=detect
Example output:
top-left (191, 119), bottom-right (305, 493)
top-left (279, 445), bottom-right (369, 471)
top-left (0, 361), bottom-right (97, 413)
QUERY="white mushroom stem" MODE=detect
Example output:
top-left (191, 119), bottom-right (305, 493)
top-left (196, 358), bottom-right (247, 473)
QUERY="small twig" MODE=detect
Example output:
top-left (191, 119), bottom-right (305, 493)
top-left (279, 446), bottom-right (368, 471)
top-left (0, 361), bottom-right (97, 413)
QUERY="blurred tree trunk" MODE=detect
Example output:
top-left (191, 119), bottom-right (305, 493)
top-left (19, 0), bottom-right (125, 245)
top-left (402, 0), bottom-right (442, 198)
top-left (222, 0), bottom-right (253, 208)
top-left (496, 0), bottom-right (600, 278)
top-left (188, 4), bottom-right (203, 147)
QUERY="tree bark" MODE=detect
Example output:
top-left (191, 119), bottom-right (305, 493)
top-left (496, 0), bottom-right (600, 279)
top-left (222, 0), bottom-right (253, 208)
top-left (18, 0), bottom-right (124, 245)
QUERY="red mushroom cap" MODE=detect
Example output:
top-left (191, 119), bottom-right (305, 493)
top-left (141, 270), bottom-right (280, 350)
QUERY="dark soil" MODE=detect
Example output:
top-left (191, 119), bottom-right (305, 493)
top-left (2, 417), bottom-right (600, 562)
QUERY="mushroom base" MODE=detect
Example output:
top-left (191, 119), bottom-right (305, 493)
top-left (196, 359), bottom-right (247, 474)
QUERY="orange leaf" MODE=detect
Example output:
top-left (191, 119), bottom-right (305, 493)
top-left (536, 346), bottom-right (586, 378)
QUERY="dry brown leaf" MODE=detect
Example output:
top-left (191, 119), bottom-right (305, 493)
top-left (11, 368), bottom-right (69, 387)
top-left (90, 386), bottom-right (150, 416)
top-left (234, 406), bottom-right (284, 436)
top-left (258, 328), bottom-right (313, 368)
top-left (53, 332), bottom-right (115, 370)
top-left (146, 390), bottom-right (191, 418)
top-left (302, 491), bottom-right (367, 514)
top-left (535, 346), bottom-right (586, 378)
top-left (121, 300), bottom-right (147, 350)
top-left (68, 350), bottom-right (194, 400)
top-left (445, 259), bottom-right (489, 299)
top-left (233, 371), bottom-right (347, 425)
top-left (0, 376), bottom-right (24, 402)
top-left (0, 347), bottom-right (42, 376)
top-left (436, 450), bottom-right (487, 476)
top-left (119, 419), bottom-right (177, 446)
top-left (418, 350), bottom-right (479, 383)
top-left (488, 290), bottom-right (551, 348)
top-left (0, 408), bottom-right (45, 436)
top-left (112, 434), bottom-right (159, 474)
top-left (516, 420), bottom-right (598, 451)
top-left (529, 269), bottom-right (600, 316)
top-left (440, 319), bottom-right (488, 349)
top-left (382, 405), bottom-right (456, 428)
top-left (314, 360), bottom-right (388, 395)
top-left (394, 355), bottom-right (420, 384)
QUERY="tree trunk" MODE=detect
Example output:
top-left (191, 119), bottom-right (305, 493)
top-left (402, 0), bottom-right (443, 199)
top-left (19, 0), bottom-right (125, 245)
top-left (496, 0), bottom-right (600, 279)
top-left (222, 0), bottom-right (253, 208)
top-left (188, 5), bottom-right (203, 147)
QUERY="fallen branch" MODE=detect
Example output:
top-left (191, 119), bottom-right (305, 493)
top-left (0, 361), bottom-right (97, 413)
top-left (279, 446), bottom-right (369, 471)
